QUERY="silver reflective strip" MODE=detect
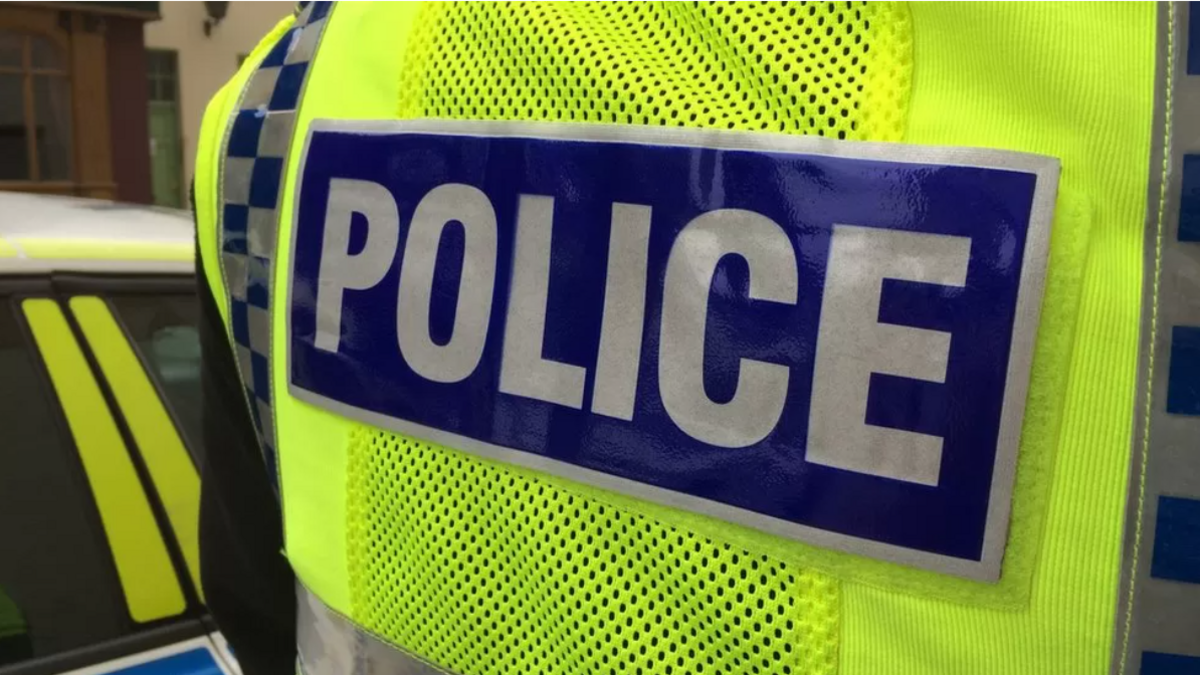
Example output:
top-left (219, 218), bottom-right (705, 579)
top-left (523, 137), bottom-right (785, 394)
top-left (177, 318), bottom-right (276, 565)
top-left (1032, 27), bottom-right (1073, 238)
top-left (247, 304), bottom-right (271, 355)
top-left (224, 156), bottom-right (254, 206)
top-left (259, 111), bottom-right (296, 159)
top-left (236, 345), bottom-right (255, 393)
top-left (223, 252), bottom-right (249, 301)
top-left (248, 207), bottom-right (278, 257)
top-left (297, 585), bottom-right (454, 675)
top-left (240, 67), bottom-right (280, 111)
top-left (1113, 2), bottom-right (1200, 673)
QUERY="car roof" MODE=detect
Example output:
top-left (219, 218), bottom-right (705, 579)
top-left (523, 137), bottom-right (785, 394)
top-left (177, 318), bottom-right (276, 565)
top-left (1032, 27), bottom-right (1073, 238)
top-left (0, 192), bottom-right (194, 275)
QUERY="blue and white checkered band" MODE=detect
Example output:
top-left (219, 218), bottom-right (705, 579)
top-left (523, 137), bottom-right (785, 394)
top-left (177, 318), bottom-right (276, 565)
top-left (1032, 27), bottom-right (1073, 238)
top-left (218, 0), bottom-right (333, 490)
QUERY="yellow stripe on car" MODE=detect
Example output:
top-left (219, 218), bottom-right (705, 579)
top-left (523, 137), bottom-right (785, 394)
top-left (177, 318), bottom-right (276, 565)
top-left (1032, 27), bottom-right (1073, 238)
top-left (22, 299), bottom-right (187, 623)
top-left (14, 239), bottom-right (192, 262)
top-left (69, 296), bottom-right (204, 600)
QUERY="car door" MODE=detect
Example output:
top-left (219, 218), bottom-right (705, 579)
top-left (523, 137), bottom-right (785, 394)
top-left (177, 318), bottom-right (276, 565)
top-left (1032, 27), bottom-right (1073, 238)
top-left (0, 276), bottom-right (232, 675)
top-left (58, 275), bottom-right (239, 675)
top-left (69, 278), bottom-right (242, 675)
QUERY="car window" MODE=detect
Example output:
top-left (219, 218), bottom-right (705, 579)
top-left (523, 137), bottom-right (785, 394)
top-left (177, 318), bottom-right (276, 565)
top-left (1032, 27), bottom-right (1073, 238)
top-left (107, 294), bottom-right (203, 466)
top-left (0, 297), bottom-right (132, 667)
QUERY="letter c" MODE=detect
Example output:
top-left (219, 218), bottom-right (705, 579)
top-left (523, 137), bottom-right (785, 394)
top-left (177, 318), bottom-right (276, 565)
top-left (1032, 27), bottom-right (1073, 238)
top-left (658, 209), bottom-right (798, 448)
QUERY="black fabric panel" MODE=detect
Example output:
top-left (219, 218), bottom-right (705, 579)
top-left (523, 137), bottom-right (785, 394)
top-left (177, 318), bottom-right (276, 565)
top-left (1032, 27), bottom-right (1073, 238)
top-left (195, 185), bottom-right (296, 675)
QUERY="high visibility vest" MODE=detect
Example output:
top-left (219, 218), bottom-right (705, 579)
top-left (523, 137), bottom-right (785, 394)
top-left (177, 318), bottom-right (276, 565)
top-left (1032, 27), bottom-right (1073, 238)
top-left (194, 3), bottom-right (1198, 673)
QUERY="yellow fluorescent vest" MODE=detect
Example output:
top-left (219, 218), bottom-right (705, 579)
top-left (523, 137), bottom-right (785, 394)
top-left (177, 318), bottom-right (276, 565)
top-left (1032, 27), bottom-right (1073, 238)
top-left (194, 3), bottom-right (1198, 674)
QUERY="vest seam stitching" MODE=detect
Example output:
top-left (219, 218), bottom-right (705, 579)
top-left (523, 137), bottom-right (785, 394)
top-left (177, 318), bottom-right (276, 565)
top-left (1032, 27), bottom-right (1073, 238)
top-left (1118, 3), bottom-right (1175, 672)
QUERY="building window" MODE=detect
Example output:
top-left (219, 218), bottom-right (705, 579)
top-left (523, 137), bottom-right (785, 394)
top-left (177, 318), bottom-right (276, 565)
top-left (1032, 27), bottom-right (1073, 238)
top-left (146, 48), bottom-right (177, 104)
top-left (0, 29), bottom-right (72, 182)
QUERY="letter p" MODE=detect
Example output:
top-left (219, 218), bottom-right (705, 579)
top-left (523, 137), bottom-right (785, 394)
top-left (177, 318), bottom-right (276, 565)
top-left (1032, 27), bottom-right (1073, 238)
top-left (314, 178), bottom-right (399, 352)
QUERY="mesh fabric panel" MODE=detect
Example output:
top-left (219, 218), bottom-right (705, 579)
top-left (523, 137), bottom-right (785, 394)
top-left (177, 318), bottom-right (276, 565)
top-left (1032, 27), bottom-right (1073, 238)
top-left (397, 1), bottom-right (911, 141)
top-left (347, 431), bottom-right (840, 675)
top-left (348, 2), bottom-right (914, 673)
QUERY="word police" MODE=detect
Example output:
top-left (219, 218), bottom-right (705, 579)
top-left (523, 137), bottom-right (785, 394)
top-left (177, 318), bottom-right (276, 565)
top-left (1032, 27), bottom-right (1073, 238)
top-left (312, 176), bottom-right (967, 486)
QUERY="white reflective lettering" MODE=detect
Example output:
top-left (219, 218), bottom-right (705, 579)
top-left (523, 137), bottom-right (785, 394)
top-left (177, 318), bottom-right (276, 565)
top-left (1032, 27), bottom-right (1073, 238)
top-left (315, 178), bottom-right (399, 353)
top-left (659, 209), bottom-right (798, 448)
top-left (592, 203), bottom-right (652, 420)
top-left (806, 224), bottom-right (970, 486)
top-left (396, 183), bottom-right (498, 383)
top-left (499, 195), bottom-right (588, 408)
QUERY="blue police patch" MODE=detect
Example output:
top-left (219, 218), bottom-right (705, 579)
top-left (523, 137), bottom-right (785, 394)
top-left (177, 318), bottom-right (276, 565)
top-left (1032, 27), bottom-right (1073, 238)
top-left (287, 120), bottom-right (1058, 581)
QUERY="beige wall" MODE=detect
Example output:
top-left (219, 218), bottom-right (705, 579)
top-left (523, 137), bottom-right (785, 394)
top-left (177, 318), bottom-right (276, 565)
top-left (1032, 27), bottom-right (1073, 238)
top-left (145, 1), bottom-right (291, 190)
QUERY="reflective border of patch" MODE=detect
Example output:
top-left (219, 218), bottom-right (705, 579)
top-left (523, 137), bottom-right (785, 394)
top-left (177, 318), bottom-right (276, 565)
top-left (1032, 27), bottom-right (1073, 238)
top-left (285, 119), bottom-right (1059, 581)
top-left (1114, 3), bottom-right (1200, 673)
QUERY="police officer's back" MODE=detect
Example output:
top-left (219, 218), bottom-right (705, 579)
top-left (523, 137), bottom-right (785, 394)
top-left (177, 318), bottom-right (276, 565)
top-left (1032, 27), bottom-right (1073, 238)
top-left (195, 4), bottom-right (1193, 674)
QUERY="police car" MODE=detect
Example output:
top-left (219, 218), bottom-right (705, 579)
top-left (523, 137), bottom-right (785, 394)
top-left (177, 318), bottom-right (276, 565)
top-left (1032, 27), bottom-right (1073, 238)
top-left (0, 193), bottom-right (237, 675)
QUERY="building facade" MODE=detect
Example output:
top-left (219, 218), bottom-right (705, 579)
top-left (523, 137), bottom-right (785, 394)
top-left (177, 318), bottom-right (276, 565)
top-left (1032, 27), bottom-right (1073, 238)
top-left (0, 2), bottom-right (289, 208)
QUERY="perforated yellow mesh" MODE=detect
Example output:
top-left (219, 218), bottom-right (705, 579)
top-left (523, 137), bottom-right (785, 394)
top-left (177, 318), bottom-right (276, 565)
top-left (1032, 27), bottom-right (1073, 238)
top-left (348, 430), bottom-right (840, 675)
top-left (397, 1), bottom-right (912, 141)
top-left (346, 2), bottom-right (915, 672)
